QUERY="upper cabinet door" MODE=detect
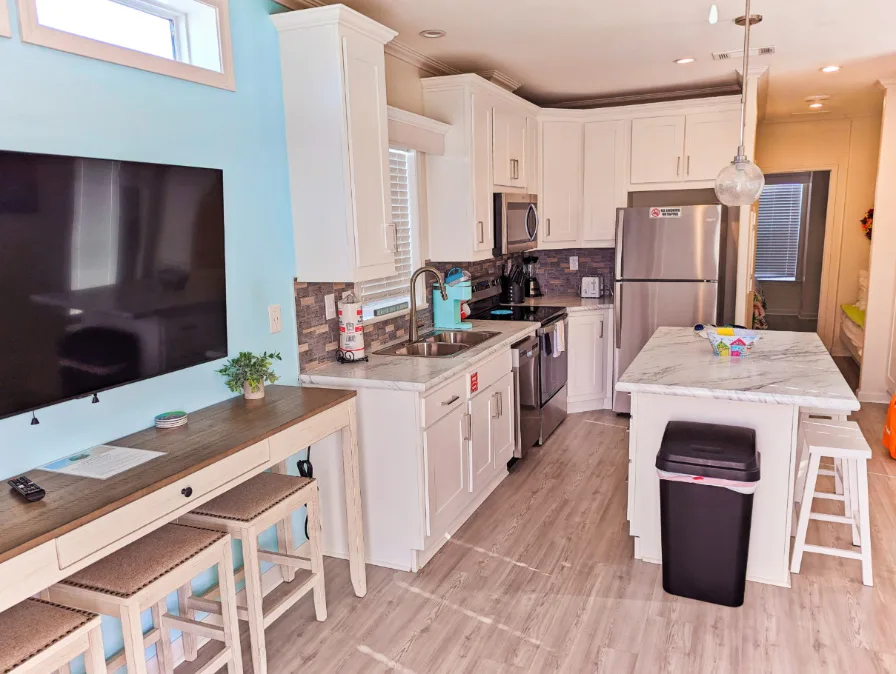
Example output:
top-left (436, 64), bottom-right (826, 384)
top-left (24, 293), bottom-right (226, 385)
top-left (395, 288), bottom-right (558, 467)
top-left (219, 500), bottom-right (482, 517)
top-left (541, 121), bottom-right (583, 244)
top-left (472, 92), bottom-right (494, 252)
top-left (526, 116), bottom-right (538, 193)
top-left (583, 120), bottom-right (626, 245)
top-left (683, 111), bottom-right (742, 182)
top-left (630, 115), bottom-right (686, 184)
top-left (493, 108), bottom-right (528, 189)
top-left (342, 33), bottom-right (395, 273)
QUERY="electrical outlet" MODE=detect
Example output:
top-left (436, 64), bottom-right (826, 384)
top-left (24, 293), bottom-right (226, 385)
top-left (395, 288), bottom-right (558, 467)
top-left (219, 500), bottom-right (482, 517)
top-left (268, 305), bottom-right (282, 333)
top-left (324, 294), bottom-right (337, 320)
top-left (570, 256), bottom-right (579, 271)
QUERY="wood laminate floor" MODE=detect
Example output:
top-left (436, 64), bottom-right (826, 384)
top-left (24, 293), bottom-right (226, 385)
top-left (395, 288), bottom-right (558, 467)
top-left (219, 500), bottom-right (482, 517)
top-left (213, 403), bottom-right (896, 673)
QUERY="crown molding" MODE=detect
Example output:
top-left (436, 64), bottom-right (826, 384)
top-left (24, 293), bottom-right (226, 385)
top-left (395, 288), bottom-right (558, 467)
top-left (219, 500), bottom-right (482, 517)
top-left (545, 84), bottom-right (741, 110)
top-left (478, 70), bottom-right (522, 93)
top-left (271, 4), bottom-right (397, 44)
top-left (879, 78), bottom-right (896, 90)
top-left (422, 73), bottom-right (541, 113)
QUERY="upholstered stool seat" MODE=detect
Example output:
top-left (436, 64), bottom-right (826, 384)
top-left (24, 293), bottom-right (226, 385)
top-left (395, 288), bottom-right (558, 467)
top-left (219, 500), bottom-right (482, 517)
top-left (48, 524), bottom-right (243, 674)
top-left (180, 471), bottom-right (326, 674)
top-left (0, 599), bottom-right (104, 674)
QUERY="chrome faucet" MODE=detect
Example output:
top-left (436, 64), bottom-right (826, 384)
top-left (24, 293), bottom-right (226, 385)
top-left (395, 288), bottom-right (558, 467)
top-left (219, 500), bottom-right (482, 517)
top-left (409, 265), bottom-right (448, 343)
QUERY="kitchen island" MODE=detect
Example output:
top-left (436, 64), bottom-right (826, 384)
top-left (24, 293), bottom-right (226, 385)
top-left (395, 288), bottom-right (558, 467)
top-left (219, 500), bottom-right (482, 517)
top-left (616, 327), bottom-right (860, 587)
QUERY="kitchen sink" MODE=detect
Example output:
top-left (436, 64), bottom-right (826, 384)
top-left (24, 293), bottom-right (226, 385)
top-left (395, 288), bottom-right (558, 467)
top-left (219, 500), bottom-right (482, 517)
top-left (375, 341), bottom-right (470, 358)
top-left (421, 330), bottom-right (500, 346)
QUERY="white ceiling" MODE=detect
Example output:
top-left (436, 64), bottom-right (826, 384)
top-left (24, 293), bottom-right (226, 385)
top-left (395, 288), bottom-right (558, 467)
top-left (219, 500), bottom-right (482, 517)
top-left (303, 0), bottom-right (896, 120)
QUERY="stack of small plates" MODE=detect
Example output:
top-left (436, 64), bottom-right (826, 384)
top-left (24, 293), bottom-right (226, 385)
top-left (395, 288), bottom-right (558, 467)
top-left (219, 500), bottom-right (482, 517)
top-left (154, 411), bottom-right (188, 429)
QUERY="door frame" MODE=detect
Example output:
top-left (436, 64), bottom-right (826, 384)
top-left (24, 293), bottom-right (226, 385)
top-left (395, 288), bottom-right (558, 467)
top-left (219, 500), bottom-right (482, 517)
top-left (751, 165), bottom-right (841, 350)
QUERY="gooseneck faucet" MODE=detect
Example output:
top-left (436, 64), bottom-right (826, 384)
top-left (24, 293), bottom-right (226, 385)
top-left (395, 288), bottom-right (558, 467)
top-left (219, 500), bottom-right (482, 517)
top-left (409, 265), bottom-right (448, 343)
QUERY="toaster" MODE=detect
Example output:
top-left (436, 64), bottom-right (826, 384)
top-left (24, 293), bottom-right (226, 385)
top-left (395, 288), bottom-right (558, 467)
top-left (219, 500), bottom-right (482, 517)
top-left (581, 276), bottom-right (603, 298)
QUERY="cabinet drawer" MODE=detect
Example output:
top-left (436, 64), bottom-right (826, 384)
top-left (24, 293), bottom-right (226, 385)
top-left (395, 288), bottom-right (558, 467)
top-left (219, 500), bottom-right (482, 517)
top-left (421, 377), bottom-right (468, 429)
top-left (466, 350), bottom-right (512, 398)
top-left (56, 440), bottom-right (270, 569)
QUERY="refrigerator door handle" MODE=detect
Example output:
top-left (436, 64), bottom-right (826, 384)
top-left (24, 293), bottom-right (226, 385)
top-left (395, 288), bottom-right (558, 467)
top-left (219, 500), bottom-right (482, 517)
top-left (615, 283), bottom-right (622, 344)
top-left (615, 209), bottom-right (625, 279)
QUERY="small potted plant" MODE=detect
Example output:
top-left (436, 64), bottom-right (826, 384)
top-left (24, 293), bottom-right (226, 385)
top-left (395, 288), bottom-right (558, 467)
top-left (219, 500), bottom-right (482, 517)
top-left (216, 351), bottom-right (282, 400)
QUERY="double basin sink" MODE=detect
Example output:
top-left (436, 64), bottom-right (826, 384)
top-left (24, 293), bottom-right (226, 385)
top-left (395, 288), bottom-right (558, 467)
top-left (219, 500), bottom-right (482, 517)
top-left (375, 330), bottom-right (501, 358)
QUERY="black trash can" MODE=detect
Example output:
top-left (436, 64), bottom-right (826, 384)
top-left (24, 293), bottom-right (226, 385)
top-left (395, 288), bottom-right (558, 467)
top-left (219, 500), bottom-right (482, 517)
top-left (656, 420), bottom-right (760, 607)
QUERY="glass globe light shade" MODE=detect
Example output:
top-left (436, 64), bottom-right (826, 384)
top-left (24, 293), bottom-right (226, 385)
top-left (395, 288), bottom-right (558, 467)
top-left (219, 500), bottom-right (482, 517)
top-left (715, 157), bottom-right (765, 206)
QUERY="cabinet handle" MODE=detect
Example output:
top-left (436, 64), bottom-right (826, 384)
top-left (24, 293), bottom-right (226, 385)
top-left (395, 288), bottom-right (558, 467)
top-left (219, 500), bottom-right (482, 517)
top-left (181, 487), bottom-right (193, 498)
top-left (442, 395), bottom-right (460, 406)
top-left (497, 392), bottom-right (503, 417)
top-left (492, 393), bottom-right (500, 418)
top-left (477, 221), bottom-right (484, 244)
top-left (546, 218), bottom-right (551, 237)
top-left (686, 156), bottom-right (691, 176)
top-left (462, 412), bottom-right (472, 441)
top-left (676, 156), bottom-right (681, 176)
top-left (600, 319), bottom-right (604, 339)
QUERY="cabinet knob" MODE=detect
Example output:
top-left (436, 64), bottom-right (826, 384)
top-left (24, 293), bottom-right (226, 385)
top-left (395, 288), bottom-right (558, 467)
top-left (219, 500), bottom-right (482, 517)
top-left (182, 487), bottom-right (193, 498)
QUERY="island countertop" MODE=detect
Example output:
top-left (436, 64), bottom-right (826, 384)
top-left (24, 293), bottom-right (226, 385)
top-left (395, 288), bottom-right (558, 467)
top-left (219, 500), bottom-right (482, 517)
top-left (616, 327), bottom-right (860, 412)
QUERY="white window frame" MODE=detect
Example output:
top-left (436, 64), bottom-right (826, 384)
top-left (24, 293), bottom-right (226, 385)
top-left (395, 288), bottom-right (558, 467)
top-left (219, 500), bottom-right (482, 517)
top-left (360, 146), bottom-right (423, 324)
top-left (1, 0), bottom-right (11, 37)
top-left (15, 0), bottom-right (235, 90)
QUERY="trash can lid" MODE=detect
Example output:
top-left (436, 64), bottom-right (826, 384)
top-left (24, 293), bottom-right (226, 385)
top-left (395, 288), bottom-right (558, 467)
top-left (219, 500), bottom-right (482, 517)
top-left (656, 421), bottom-right (759, 482)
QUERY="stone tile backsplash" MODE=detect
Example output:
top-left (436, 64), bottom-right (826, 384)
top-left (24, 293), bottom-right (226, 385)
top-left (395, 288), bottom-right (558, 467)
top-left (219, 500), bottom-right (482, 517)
top-left (534, 247), bottom-right (615, 296)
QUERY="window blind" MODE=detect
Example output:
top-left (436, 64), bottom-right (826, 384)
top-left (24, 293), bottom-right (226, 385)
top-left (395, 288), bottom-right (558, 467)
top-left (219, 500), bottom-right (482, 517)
top-left (359, 149), bottom-right (415, 306)
top-left (755, 183), bottom-right (804, 281)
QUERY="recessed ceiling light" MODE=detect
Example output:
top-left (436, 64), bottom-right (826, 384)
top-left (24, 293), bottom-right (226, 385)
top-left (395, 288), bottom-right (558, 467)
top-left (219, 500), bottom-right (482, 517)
top-left (420, 29), bottom-right (446, 39)
top-left (820, 65), bottom-right (841, 73)
top-left (675, 57), bottom-right (696, 65)
top-left (809, 102), bottom-right (824, 109)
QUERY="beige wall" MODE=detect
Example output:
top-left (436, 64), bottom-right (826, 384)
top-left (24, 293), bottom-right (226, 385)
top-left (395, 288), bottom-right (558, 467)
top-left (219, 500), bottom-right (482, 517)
top-left (755, 115), bottom-right (882, 354)
top-left (384, 54), bottom-right (428, 115)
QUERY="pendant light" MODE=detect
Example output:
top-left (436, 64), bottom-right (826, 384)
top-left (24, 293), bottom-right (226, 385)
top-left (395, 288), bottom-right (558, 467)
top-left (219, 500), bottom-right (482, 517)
top-left (714, 0), bottom-right (765, 206)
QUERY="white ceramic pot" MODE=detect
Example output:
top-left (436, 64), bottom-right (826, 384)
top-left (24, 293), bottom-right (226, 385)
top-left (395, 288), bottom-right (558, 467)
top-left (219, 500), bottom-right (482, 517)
top-left (243, 381), bottom-right (265, 400)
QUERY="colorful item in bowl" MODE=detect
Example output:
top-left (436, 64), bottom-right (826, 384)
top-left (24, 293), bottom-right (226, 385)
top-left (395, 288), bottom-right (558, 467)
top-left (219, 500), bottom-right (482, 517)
top-left (706, 327), bottom-right (761, 357)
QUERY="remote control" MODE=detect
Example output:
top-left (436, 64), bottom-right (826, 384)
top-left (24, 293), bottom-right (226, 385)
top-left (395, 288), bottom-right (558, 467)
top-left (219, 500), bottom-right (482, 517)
top-left (8, 476), bottom-right (46, 502)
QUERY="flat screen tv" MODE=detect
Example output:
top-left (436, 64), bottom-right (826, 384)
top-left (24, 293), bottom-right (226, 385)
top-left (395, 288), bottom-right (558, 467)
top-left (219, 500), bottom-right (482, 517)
top-left (0, 150), bottom-right (227, 420)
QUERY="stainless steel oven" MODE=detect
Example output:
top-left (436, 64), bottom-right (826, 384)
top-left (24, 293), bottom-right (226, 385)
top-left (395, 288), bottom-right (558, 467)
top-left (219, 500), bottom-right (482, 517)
top-left (494, 193), bottom-right (538, 255)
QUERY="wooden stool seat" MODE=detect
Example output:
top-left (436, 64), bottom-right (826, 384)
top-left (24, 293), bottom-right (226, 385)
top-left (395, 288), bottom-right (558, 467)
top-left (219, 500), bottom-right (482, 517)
top-left (191, 473), bottom-right (313, 522)
top-left (48, 524), bottom-right (243, 674)
top-left (0, 599), bottom-right (103, 674)
top-left (180, 472), bottom-right (326, 674)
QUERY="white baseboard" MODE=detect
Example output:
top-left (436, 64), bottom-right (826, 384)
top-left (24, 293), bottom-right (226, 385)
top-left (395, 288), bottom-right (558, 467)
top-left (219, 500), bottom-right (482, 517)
top-left (568, 397), bottom-right (612, 414)
top-left (857, 388), bottom-right (892, 404)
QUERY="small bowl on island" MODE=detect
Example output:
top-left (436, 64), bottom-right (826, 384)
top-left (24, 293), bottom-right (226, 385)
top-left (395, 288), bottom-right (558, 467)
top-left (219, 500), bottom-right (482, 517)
top-left (704, 326), bottom-right (761, 358)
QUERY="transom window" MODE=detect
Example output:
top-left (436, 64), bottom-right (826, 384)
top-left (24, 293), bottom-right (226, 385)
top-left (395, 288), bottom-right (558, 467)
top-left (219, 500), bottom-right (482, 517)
top-left (17, 0), bottom-right (234, 89)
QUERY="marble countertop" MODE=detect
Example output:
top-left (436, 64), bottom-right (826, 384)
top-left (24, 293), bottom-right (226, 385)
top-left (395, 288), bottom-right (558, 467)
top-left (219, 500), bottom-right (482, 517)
top-left (300, 321), bottom-right (538, 392)
top-left (507, 294), bottom-right (613, 312)
top-left (616, 327), bottom-right (860, 411)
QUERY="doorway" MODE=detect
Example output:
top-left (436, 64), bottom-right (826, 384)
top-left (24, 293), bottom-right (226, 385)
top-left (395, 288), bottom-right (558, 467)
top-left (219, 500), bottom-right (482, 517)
top-left (753, 171), bottom-right (831, 332)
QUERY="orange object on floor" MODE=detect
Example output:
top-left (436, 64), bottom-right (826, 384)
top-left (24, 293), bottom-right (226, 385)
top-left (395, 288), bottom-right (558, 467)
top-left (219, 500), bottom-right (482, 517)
top-left (885, 395), bottom-right (896, 459)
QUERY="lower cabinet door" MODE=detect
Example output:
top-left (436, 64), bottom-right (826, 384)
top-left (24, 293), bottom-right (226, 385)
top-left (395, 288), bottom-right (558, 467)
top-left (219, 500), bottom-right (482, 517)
top-left (568, 312), bottom-right (606, 402)
top-left (424, 405), bottom-right (472, 538)
top-left (469, 390), bottom-right (495, 494)
top-left (491, 371), bottom-right (516, 468)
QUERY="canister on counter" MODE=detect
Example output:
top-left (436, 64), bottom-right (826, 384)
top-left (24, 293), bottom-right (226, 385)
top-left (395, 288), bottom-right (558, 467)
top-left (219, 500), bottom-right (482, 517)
top-left (338, 293), bottom-right (367, 362)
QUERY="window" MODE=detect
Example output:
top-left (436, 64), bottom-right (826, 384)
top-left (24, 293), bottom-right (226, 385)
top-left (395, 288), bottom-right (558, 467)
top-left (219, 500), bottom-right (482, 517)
top-left (17, 0), bottom-right (234, 89)
top-left (754, 183), bottom-right (806, 281)
top-left (359, 148), bottom-right (420, 320)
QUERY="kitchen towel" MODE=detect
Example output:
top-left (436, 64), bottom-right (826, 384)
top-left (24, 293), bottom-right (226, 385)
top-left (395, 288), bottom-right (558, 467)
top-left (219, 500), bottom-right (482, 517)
top-left (553, 320), bottom-right (566, 358)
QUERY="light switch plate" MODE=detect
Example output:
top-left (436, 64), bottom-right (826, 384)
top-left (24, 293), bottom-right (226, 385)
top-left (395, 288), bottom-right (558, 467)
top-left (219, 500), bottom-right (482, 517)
top-left (324, 294), bottom-right (337, 320)
top-left (268, 305), bottom-right (282, 333)
top-left (570, 256), bottom-right (579, 271)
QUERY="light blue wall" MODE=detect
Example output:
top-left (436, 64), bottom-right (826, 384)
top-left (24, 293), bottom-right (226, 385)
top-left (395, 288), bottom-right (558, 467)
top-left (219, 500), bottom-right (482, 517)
top-left (0, 0), bottom-right (300, 669)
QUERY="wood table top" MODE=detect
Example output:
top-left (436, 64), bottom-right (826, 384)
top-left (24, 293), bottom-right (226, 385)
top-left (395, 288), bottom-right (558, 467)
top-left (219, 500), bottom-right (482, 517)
top-left (0, 385), bottom-right (356, 564)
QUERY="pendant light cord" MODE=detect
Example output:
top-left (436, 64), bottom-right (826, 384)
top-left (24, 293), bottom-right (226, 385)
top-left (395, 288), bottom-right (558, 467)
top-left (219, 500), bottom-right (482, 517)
top-left (737, 0), bottom-right (752, 156)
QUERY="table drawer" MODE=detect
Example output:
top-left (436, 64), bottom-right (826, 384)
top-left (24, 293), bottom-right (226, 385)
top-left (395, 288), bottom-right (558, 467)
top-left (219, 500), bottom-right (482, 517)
top-left (421, 376), bottom-right (468, 429)
top-left (0, 542), bottom-right (60, 613)
top-left (56, 440), bottom-right (270, 569)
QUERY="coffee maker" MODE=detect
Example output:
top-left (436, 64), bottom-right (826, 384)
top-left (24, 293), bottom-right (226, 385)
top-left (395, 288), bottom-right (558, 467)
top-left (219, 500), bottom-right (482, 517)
top-left (523, 255), bottom-right (543, 297)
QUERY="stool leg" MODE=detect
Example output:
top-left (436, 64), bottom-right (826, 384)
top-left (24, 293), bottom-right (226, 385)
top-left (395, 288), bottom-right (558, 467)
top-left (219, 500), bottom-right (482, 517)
top-left (276, 515), bottom-right (297, 584)
top-left (307, 484), bottom-right (328, 621)
top-left (242, 529), bottom-right (267, 674)
top-left (843, 459), bottom-right (860, 546)
top-left (58, 665), bottom-right (72, 674)
top-left (218, 540), bottom-right (244, 674)
top-left (120, 603), bottom-right (150, 674)
top-left (83, 625), bottom-right (106, 674)
top-left (856, 460), bottom-right (873, 586)
top-left (794, 439), bottom-right (811, 505)
top-left (834, 458), bottom-right (844, 495)
top-left (791, 452), bottom-right (821, 574)
top-left (152, 599), bottom-right (174, 674)
top-left (177, 583), bottom-right (199, 661)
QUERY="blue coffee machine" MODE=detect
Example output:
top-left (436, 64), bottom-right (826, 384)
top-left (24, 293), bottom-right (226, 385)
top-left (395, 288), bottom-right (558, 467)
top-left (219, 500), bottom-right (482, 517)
top-left (433, 268), bottom-right (472, 330)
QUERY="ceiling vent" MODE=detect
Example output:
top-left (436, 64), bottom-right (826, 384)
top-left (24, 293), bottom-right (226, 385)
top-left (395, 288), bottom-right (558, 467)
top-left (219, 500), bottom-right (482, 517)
top-left (712, 46), bottom-right (776, 61)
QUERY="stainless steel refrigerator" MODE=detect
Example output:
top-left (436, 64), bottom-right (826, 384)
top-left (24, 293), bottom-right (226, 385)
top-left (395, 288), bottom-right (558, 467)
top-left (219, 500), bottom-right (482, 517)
top-left (613, 205), bottom-right (726, 413)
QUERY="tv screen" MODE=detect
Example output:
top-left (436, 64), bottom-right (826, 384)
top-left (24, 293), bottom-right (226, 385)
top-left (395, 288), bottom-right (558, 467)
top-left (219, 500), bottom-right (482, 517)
top-left (0, 150), bottom-right (227, 420)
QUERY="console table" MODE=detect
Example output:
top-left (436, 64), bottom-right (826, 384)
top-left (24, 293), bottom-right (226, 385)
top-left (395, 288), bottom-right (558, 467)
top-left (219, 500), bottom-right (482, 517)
top-left (0, 385), bottom-right (365, 614)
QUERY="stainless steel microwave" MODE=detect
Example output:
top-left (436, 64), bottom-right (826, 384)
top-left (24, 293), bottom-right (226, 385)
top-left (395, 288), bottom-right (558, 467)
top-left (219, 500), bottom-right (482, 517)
top-left (494, 193), bottom-right (538, 255)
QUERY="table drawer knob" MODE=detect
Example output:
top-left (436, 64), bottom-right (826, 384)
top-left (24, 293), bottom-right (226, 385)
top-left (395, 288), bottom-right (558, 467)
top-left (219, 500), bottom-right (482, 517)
top-left (181, 487), bottom-right (193, 498)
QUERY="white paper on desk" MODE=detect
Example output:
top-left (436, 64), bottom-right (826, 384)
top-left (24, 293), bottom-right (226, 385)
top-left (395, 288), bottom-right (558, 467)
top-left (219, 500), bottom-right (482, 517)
top-left (40, 445), bottom-right (164, 480)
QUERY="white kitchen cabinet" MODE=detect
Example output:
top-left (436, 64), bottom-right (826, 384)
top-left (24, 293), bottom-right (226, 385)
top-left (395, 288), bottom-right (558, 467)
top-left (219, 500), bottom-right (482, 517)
top-left (424, 404), bottom-right (471, 539)
top-left (472, 91), bottom-right (495, 253)
top-left (469, 387), bottom-right (495, 494)
top-left (582, 120), bottom-right (626, 246)
top-left (526, 116), bottom-right (538, 194)
top-left (683, 111), bottom-right (742, 181)
top-left (490, 371), bottom-right (516, 468)
top-left (540, 121), bottom-right (583, 245)
top-left (273, 6), bottom-right (398, 282)
top-left (630, 115), bottom-right (687, 185)
top-left (567, 309), bottom-right (614, 413)
top-left (493, 108), bottom-right (528, 189)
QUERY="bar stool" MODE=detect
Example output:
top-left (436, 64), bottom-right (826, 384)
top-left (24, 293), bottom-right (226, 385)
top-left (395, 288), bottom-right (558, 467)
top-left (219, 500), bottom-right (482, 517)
top-left (797, 409), bottom-right (849, 497)
top-left (46, 524), bottom-right (243, 674)
top-left (791, 419), bottom-right (873, 586)
top-left (179, 471), bottom-right (326, 674)
top-left (0, 598), bottom-right (104, 674)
